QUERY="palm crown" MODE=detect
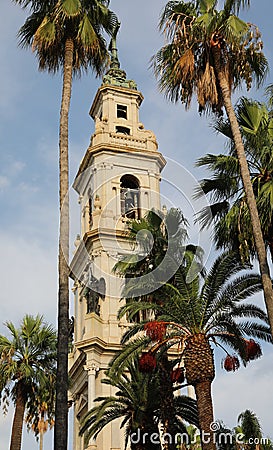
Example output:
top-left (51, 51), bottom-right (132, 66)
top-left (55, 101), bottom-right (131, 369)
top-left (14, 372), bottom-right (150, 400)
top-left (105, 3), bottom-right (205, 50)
top-left (114, 251), bottom-right (271, 374)
top-left (153, 0), bottom-right (267, 114)
top-left (0, 315), bottom-right (56, 450)
top-left (0, 315), bottom-right (56, 397)
top-left (114, 208), bottom-right (204, 305)
top-left (80, 360), bottom-right (199, 450)
top-left (17, 0), bottom-right (118, 75)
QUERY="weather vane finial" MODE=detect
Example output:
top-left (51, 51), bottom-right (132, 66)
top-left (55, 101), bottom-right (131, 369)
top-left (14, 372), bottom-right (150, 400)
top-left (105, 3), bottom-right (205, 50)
top-left (103, 22), bottom-right (137, 90)
top-left (109, 22), bottom-right (121, 69)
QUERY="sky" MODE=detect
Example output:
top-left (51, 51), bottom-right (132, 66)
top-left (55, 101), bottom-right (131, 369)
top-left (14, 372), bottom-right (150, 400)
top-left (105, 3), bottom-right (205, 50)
top-left (0, 0), bottom-right (273, 448)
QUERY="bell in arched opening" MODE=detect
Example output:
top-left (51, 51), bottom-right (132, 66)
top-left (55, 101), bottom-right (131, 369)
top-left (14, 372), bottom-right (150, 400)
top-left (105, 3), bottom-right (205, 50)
top-left (120, 174), bottom-right (140, 219)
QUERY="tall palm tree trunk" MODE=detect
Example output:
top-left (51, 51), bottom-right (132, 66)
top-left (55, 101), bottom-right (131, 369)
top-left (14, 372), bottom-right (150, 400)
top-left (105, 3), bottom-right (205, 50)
top-left (212, 48), bottom-right (273, 337)
top-left (184, 334), bottom-right (216, 450)
top-left (54, 37), bottom-right (73, 450)
top-left (194, 381), bottom-right (215, 450)
top-left (39, 429), bottom-right (44, 450)
top-left (10, 381), bottom-right (26, 450)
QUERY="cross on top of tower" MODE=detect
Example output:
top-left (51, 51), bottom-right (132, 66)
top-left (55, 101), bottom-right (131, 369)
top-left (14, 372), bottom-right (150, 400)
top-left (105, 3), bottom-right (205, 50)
top-left (102, 22), bottom-right (137, 90)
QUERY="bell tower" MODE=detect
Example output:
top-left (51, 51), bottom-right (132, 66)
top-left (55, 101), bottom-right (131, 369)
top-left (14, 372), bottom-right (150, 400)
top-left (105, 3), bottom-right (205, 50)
top-left (68, 27), bottom-right (166, 450)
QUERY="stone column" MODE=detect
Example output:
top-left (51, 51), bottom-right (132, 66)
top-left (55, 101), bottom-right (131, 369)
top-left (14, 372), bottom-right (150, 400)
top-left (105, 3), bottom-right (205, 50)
top-left (84, 363), bottom-right (99, 450)
top-left (72, 396), bottom-right (83, 450)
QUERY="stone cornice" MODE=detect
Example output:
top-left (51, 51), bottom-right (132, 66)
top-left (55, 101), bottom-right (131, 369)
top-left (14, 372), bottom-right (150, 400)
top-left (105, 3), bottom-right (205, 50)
top-left (73, 144), bottom-right (166, 192)
top-left (70, 228), bottom-right (130, 280)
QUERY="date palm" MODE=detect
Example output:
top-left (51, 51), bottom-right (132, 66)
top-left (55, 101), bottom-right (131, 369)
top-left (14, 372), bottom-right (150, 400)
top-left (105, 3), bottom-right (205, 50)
top-left (195, 96), bottom-right (273, 264)
top-left (80, 360), bottom-right (199, 450)
top-left (110, 252), bottom-right (272, 450)
top-left (152, 0), bottom-right (273, 335)
top-left (13, 1), bottom-right (118, 448)
top-left (0, 315), bottom-right (56, 450)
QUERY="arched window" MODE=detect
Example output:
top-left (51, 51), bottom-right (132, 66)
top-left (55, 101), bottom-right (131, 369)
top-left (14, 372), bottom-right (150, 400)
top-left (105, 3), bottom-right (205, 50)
top-left (120, 175), bottom-right (140, 219)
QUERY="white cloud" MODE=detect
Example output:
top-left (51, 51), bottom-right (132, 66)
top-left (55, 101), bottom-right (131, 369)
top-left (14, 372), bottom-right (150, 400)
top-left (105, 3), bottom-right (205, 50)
top-left (0, 159), bottom-right (25, 193)
top-left (17, 181), bottom-right (40, 193)
top-left (0, 176), bottom-right (10, 190)
top-left (0, 233), bottom-right (57, 331)
top-left (10, 160), bottom-right (25, 175)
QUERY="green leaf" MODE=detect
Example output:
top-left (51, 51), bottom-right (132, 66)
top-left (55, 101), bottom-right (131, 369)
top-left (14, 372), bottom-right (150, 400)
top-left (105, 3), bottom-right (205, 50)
top-left (239, 102), bottom-right (267, 135)
top-left (77, 15), bottom-right (97, 48)
top-left (199, 0), bottom-right (217, 14)
top-left (268, 119), bottom-right (273, 139)
top-left (196, 12), bottom-right (214, 28)
top-left (57, 0), bottom-right (81, 17)
top-left (225, 14), bottom-right (248, 37)
top-left (34, 17), bottom-right (56, 46)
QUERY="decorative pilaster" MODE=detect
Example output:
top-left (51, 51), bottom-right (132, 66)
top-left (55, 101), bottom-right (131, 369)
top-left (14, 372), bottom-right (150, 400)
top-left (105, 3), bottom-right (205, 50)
top-left (84, 363), bottom-right (100, 450)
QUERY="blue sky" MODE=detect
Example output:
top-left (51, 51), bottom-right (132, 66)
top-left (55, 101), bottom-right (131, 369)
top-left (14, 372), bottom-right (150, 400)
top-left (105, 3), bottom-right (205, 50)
top-left (1, 0), bottom-right (273, 448)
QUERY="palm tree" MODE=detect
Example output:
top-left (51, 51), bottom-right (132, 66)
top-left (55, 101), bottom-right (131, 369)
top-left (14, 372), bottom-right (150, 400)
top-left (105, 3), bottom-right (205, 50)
top-left (110, 252), bottom-right (272, 450)
top-left (80, 360), bottom-right (199, 450)
top-left (25, 373), bottom-right (56, 450)
top-left (0, 315), bottom-right (56, 450)
top-left (13, 1), bottom-right (118, 448)
top-left (215, 413), bottom-right (273, 450)
top-left (195, 96), bottom-right (273, 265)
top-left (237, 409), bottom-right (263, 450)
top-left (152, 0), bottom-right (273, 335)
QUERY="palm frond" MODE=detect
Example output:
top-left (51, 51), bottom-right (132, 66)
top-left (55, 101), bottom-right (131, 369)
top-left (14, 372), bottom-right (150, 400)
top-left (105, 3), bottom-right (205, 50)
top-left (201, 252), bottom-right (248, 310)
top-left (239, 321), bottom-right (272, 342)
top-left (108, 337), bottom-right (151, 377)
top-left (195, 201), bottom-right (229, 229)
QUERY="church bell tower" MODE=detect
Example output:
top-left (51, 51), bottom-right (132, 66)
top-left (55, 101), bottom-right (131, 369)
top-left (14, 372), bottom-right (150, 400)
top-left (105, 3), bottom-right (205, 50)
top-left (68, 28), bottom-right (166, 450)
